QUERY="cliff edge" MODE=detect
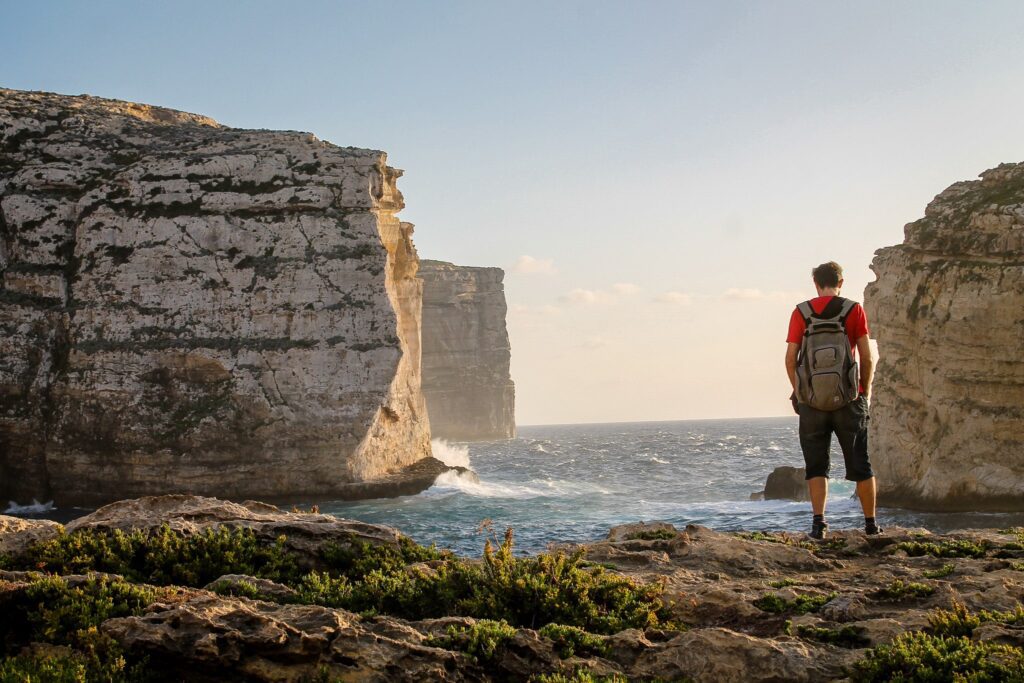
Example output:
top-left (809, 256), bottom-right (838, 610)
top-left (0, 89), bottom-right (435, 506)
top-left (865, 162), bottom-right (1024, 510)
top-left (420, 260), bottom-right (515, 440)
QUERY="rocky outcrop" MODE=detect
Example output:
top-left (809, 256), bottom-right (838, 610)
top-left (4, 498), bottom-right (1023, 682)
top-left (62, 494), bottom-right (404, 567)
top-left (419, 260), bottom-right (514, 440)
top-left (865, 162), bottom-right (1024, 510)
top-left (0, 89), bottom-right (436, 506)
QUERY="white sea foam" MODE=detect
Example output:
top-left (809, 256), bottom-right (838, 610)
top-left (5, 499), bottom-right (55, 514)
top-left (650, 456), bottom-right (669, 464)
top-left (430, 470), bottom-right (546, 498)
top-left (532, 443), bottom-right (549, 453)
top-left (431, 439), bottom-right (471, 468)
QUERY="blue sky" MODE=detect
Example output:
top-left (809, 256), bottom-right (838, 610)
top-left (4, 1), bottom-right (1024, 423)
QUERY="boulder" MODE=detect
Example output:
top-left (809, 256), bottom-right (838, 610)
top-left (762, 466), bottom-right (809, 501)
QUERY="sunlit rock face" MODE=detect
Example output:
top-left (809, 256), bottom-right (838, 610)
top-left (0, 88), bottom-right (433, 506)
top-left (865, 162), bottom-right (1024, 511)
top-left (419, 260), bottom-right (515, 441)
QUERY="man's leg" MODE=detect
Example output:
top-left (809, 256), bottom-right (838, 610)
top-left (837, 396), bottom-right (881, 533)
top-left (808, 477), bottom-right (828, 516)
top-left (856, 477), bottom-right (877, 518)
top-left (798, 404), bottom-right (832, 538)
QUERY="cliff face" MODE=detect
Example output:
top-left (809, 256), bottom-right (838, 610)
top-left (419, 260), bottom-right (514, 440)
top-left (865, 162), bottom-right (1024, 510)
top-left (0, 89), bottom-right (434, 506)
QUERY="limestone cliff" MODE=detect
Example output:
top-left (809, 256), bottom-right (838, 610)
top-left (865, 162), bottom-right (1024, 510)
top-left (0, 88), bottom-right (437, 506)
top-left (419, 260), bottom-right (515, 440)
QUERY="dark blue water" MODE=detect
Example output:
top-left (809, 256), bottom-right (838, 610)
top-left (320, 418), bottom-right (1024, 555)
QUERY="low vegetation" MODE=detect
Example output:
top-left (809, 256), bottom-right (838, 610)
top-left (874, 579), bottom-right (935, 602)
top-left (894, 539), bottom-right (989, 559)
top-left (753, 591), bottom-right (837, 615)
top-left (849, 631), bottom-right (1024, 682)
top-left (25, 524), bottom-right (302, 586)
top-left (538, 624), bottom-right (609, 659)
top-left (921, 563), bottom-right (955, 579)
top-left (927, 600), bottom-right (1024, 638)
top-left (426, 620), bottom-right (518, 665)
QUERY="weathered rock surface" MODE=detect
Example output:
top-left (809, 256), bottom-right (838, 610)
top-left (0, 89), bottom-right (434, 506)
top-left (62, 495), bottom-right (405, 567)
top-left (0, 514), bottom-right (61, 556)
top-left (865, 162), bottom-right (1024, 510)
top-left (419, 260), bottom-right (514, 441)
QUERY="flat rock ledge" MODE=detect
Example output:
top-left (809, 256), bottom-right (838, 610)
top-left (1, 499), bottom-right (1023, 682)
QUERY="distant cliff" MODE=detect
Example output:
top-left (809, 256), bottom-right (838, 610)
top-left (0, 88), bottom-right (440, 506)
top-left (419, 260), bottom-right (515, 440)
top-left (865, 162), bottom-right (1024, 510)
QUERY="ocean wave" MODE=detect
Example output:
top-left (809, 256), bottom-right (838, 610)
top-left (429, 471), bottom-right (546, 499)
top-left (5, 499), bottom-right (55, 514)
top-left (431, 439), bottom-right (471, 468)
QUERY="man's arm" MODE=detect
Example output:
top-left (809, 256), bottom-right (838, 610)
top-left (856, 335), bottom-right (874, 401)
top-left (785, 342), bottom-right (800, 392)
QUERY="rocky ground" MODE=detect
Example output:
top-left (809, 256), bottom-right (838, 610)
top-left (1, 496), bottom-right (1023, 682)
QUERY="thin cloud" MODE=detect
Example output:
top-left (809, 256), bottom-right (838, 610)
top-left (722, 288), bottom-right (803, 301)
top-left (654, 291), bottom-right (692, 305)
top-left (611, 282), bottom-right (641, 295)
top-left (511, 255), bottom-right (557, 275)
top-left (564, 288), bottom-right (606, 304)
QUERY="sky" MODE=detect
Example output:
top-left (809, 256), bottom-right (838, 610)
top-left (4, 1), bottom-right (1024, 425)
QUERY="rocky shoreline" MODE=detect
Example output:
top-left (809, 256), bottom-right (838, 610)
top-left (1, 496), bottom-right (1022, 682)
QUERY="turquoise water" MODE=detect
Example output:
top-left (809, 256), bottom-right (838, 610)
top-left (321, 418), bottom-right (1024, 555)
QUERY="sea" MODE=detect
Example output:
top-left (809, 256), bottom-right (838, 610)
top-left (9, 417), bottom-right (1024, 556)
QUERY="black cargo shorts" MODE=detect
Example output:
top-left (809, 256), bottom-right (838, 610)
top-left (797, 395), bottom-right (874, 481)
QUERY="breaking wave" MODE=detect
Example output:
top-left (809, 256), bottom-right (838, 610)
top-left (431, 439), bottom-right (471, 468)
top-left (5, 499), bottom-right (55, 514)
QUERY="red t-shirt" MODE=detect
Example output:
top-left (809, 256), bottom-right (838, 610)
top-left (786, 296), bottom-right (870, 361)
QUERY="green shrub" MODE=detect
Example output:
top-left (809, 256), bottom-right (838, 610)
top-left (0, 636), bottom-right (146, 683)
top-left (0, 554), bottom-right (11, 571)
top-left (538, 624), bottom-right (609, 659)
top-left (874, 579), bottom-right (935, 602)
top-left (319, 536), bottom-right (446, 580)
top-left (928, 601), bottom-right (1024, 638)
top-left (849, 631), bottom-right (1024, 682)
top-left (296, 529), bottom-right (667, 633)
top-left (625, 529), bottom-right (677, 541)
top-left (530, 672), bottom-right (629, 683)
top-left (22, 575), bottom-right (155, 644)
top-left (463, 528), bottom-right (667, 633)
top-left (207, 578), bottom-right (273, 601)
top-left (753, 592), bottom-right (837, 615)
top-left (1012, 562), bottom-right (1024, 572)
top-left (894, 540), bottom-right (988, 559)
top-left (795, 624), bottom-right (870, 648)
top-left (922, 564), bottom-right (955, 579)
top-left (24, 525), bottom-right (302, 587)
top-left (427, 620), bottom-right (517, 664)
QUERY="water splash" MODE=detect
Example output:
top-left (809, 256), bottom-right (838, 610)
top-left (431, 439), bottom-right (471, 468)
top-left (5, 499), bottom-right (55, 514)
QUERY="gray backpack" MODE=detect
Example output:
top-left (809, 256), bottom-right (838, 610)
top-left (795, 297), bottom-right (860, 411)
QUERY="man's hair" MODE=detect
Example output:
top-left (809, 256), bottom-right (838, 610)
top-left (812, 261), bottom-right (843, 288)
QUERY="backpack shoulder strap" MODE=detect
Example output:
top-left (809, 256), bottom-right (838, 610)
top-left (836, 298), bottom-right (857, 326)
top-left (797, 301), bottom-right (815, 325)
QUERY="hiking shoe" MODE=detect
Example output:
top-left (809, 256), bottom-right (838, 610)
top-left (809, 520), bottom-right (829, 540)
top-left (865, 523), bottom-right (884, 536)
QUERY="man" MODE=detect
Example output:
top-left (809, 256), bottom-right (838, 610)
top-left (785, 261), bottom-right (880, 539)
